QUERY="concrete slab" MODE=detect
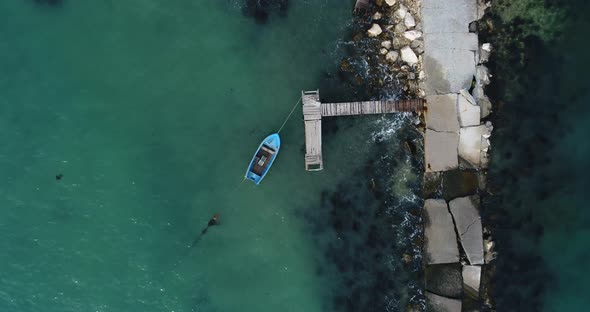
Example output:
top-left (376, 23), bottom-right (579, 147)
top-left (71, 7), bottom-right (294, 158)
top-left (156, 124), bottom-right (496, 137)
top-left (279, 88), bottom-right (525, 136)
top-left (462, 265), bottom-right (482, 299)
top-left (425, 130), bottom-right (459, 172)
top-left (423, 48), bottom-right (476, 94)
top-left (422, 0), bottom-right (477, 33)
top-left (426, 292), bottom-right (462, 312)
top-left (457, 91), bottom-right (481, 127)
top-left (424, 32), bottom-right (479, 51)
top-left (459, 125), bottom-right (487, 168)
top-left (426, 94), bottom-right (460, 132)
top-left (423, 199), bottom-right (460, 264)
top-left (449, 196), bottom-right (484, 265)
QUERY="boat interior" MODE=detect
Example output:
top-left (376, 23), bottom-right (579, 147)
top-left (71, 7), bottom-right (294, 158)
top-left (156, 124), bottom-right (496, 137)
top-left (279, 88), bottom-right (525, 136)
top-left (251, 145), bottom-right (276, 176)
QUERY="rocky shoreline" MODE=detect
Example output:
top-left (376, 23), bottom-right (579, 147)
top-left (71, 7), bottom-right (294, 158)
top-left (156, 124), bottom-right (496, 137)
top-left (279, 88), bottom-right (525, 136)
top-left (355, 0), bottom-right (496, 310)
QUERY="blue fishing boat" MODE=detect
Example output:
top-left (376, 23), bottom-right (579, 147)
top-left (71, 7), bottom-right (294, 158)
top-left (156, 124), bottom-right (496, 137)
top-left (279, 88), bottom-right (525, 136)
top-left (245, 133), bottom-right (281, 185)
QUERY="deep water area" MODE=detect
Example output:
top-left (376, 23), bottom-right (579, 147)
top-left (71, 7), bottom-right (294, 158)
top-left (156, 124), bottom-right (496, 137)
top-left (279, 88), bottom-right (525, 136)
top-left (0, 1), bottom-right (422, 311)
top-left (479, 0), bottom-right (590, 310)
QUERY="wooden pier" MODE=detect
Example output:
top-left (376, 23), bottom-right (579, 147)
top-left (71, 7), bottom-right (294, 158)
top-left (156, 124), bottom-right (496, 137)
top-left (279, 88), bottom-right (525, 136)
top-left (302, 90), bottom-right (426, 171)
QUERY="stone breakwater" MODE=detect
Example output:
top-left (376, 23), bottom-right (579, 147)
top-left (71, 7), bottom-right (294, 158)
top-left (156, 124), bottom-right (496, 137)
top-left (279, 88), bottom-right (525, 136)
top-left (360, 0), bottom-right (496, 310)
top-left (360, 0), bottom-right (425, 97)
top-left (420, 0), bottom-right (496, 310)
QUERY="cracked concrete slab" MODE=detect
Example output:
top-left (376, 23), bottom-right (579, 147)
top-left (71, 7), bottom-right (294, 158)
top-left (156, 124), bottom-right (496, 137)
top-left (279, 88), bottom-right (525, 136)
top-left (424, 199), bottom-right (460, 264)
top-left (449, 196), bottom-right (484, 265)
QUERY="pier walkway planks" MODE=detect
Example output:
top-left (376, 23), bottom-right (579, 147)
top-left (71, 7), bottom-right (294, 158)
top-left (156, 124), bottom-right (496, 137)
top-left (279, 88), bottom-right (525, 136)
top-left (302, 90), bottom-right (425, 171)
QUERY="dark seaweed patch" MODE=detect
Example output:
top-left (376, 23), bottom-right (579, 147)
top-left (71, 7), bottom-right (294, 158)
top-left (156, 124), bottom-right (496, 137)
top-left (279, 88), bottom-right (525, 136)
top-left (242, 0), bottom-right (289, 24)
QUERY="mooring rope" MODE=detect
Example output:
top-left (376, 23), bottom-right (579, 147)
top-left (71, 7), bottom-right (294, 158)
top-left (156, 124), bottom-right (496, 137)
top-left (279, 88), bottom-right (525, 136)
top-left (277, 96), bottom-right (302, 134)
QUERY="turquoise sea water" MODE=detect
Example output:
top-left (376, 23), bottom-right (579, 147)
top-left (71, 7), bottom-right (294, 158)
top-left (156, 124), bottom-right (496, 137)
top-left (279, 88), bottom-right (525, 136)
top-left (482, 0), bottom-right (590, 311)
top-left (0, 1), bottom-right (422, 311)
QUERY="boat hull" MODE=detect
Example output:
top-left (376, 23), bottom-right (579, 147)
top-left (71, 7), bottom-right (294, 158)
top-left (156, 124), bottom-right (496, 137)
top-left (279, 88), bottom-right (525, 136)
top-left (245, 133), bottom-right (281, 185)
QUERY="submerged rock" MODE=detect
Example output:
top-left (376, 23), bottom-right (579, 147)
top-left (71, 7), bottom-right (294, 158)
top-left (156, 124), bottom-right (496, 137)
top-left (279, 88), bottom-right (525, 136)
top-left (368, 24), bottom-right (383, 37)
top-left (400, 46), bottom-right (418, 65)
top-left (442, 170), bottom-right (479, 201)
top-left (425, 263), bottom-right (463, 298)
top-left (426, 292), bottom-right (462, 312)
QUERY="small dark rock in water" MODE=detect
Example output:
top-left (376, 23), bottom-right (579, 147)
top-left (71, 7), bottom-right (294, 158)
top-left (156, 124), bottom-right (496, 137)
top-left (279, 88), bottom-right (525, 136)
top-left (242, 0), bottom-right (289, 23)
top-left (55, 173), bottom-right (63, 181)
top-left (34, 0), bottom-right (63, 7)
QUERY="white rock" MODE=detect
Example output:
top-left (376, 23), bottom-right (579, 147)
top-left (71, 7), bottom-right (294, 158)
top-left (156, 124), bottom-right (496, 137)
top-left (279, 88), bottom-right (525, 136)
top-left (400, 46), bottom-right (418, 65)
top-left (481, 43), bottom-right (492, 52)
top-left (476, 65), bottom-right (490, 86)
top-left (394, 4), bottom-right (408, 19)
top-left (463, 265), bottom-right (482, 298)
top-left (380, 48), bottom-right (389, 55)
top-left (367, 24), bottom-right (383, 37)
top-left (385, 0), bottom-right (397, 6)
top-left (418, 70), bottom-right (425, 80)
top-left (457, 90), bottom-right (481, 127)
top-left (459, 125), bottom-right (491, 168)
top-left (404, 13), bottom-right (416, 28)
top-left (372, 12), bottom-right (383, 20)
top-left (381, 40), bottom-right (392, 49)
top-left (385, 51), bottom-right (399, 62)
top-left (403, 30), bottom-right (423, 41)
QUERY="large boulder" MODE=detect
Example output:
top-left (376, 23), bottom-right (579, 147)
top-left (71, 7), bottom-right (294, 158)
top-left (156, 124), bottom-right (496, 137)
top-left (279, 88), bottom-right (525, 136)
top-left (457, 89), bottom-right (481, 127)
top-left (386, 51), bottom-right (399, 62)
top-left (423, 199), bottom-right (460, 264)
top-left (449, 196), bottom-right (484, 265)
top-left (385, 0), bottom-right (397, 6)
top-left (405, 13), bottom-right (416, 28)
top-left (367, 24), bottom-right (383, 37)
top-left (425, 263), bottom-right (463, 298)
top-left (426, 292), bottom-right (462, 312)
top-left (400, 46), bottom-right (419, 65)
top-left (404, 30), bottom-right (423, 41)
top-left (425, 130), bottom-right (459, 172)
top-left (426, 94), bottom-right (460, 132)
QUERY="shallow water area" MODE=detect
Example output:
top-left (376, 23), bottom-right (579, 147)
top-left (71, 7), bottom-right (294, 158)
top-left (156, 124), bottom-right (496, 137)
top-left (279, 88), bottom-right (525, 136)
top-left (0, 1), bottom-right (423, 312)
